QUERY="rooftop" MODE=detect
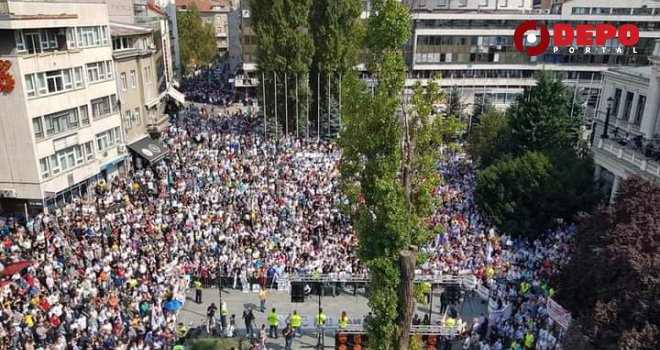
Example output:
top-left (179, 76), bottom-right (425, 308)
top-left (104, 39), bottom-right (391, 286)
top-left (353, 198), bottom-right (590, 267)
top-left (609, 66), bottom-right (652, 81)
top-left (176, 0), bottom-right (231, 12)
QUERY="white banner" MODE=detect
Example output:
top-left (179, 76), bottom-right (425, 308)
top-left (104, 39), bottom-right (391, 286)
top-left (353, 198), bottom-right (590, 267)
top-left (547, 297), bottom-right (572, 330)
top-left (475, 284), bottom-right (490, 300)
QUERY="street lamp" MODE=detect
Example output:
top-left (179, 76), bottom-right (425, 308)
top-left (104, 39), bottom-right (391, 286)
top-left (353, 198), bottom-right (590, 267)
top-left (601, 96), bottom-right (615, 139)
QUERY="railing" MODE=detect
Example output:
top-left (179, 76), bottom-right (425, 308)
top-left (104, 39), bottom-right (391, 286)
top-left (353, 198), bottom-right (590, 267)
top-left (597, 138), bottom-right (660, 178)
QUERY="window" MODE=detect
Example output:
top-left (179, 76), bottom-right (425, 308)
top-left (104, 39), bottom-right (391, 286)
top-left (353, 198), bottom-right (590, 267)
top-left (112, 37), bottom-right (132, 51)
top-left (101, 26), bottom-right (109, 46)
top-left (15, 30), bottom-right (25, 52)
top-left (133, 108), bottom-right (141, 125)
top-left (84, 141), bottom-right (94, 161)
top-left (623, 91), bottom-right (634, 120)
top-left (39, 158), bottom-right (49, 179)
top-left (66, 28), bottom-right (77, 49)
top-left (78, 27), bottom-right (101, 48)
top-left (79, 105), bottom-right (90, 126)
top-left (120, 73), bottom-right (127, 91)
top-left (635, 95), bottom-right (646, 125)
top-left (130, 70), bottom-right (137, 89)
top-left (33, 118), bottom-right (44, 139)
top-left (24, 31), bottom-right (41, 54)
top-left (48, 145), bottom-right (85, 175)
top-left (86, 61), bottom-right (112, 83)
top-left (572, 7), bottom-right (590, 15)
top-left (123, 110), bottom-right (132, 130)
top-left (25, 75), bottom-right (36, 98)
top-left (612, 8), bottom-right (632, 15)
top-left (612, 88), bottom-right (622, 118)
top-left (45, 70), bottom-right (64, 93)
top-left (74, 67), bottom-right (84, 88)
top-left (144, 66), bottom-right (152, 84)
top-left (44, 108), bottom-right (79, 136)
top-left (96, 127), bottom-right (121, 151)
top-left (91, 96), bottom-right (113, 119)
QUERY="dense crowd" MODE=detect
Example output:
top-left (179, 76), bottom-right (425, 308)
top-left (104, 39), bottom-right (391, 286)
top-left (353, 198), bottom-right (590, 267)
top-left (0, 74), bottom-right (575, 350)
top-left (180, 64), bottom-right (249, 107)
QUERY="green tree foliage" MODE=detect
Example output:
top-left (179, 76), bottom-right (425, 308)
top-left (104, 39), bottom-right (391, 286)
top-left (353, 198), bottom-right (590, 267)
top-left (507, 71), bottom-right (581, 154)
top-left (447, 87), bottom-right (466, 119)
top-left (319, 96), bottom-right (340, 139)
top-left (251, 0), bottom-right (315, 137)
top-left (176, 5), bottom-right (218, 73)
top-left (467, 109), bottom-right (509, 168)
top-left (341, 2), bottom-right (462, 347)
top-left (311, 0), bottom-right (363, 73)
top-left (475, 150), bottom-right (598, 237)
top-left (475, 152), bottom-right (554, 235)
top-left (557, 176), bottom-right (660, 350)
top-left (470, 93), bottom-right (494, 127)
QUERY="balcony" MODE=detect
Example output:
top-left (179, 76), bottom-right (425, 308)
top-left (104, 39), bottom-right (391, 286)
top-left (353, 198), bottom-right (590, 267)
top-left (595, 138), bottom-right (660, 180)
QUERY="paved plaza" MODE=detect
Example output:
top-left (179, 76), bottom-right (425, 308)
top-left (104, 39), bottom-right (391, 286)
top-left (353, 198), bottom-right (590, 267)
top-left (178, 286), bottom-right (487, 349)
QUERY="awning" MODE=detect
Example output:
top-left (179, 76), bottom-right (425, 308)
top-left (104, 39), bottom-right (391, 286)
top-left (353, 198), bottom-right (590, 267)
top-left (127, 136), bottom-right (167, 164)
top-left (166, 86), bottom-right (185, 105)
top-left (145, 92), bottom-right (166, 108)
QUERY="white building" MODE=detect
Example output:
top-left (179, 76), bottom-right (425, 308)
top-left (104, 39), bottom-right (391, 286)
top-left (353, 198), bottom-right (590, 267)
top-left (592, 39), bottom-right (660, 201)
top-left (406, 0), bottom-right (660, 110)
top-left (0, 0), bottom-right (125, 212)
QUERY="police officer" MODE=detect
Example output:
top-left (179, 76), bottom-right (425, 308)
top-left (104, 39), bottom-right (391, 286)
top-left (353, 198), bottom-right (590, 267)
top-left (194, 279), bottom-right (203, 303)
top-left (173, 343), bottom-right (185, 350)
top-left (177, 322), bottom-right (187, 340)
top-left (220, 302), bottom-right (229, 334)
top-left (267, 307), bottom-right (279, 339)
top-left (290, 310), bottom-right (302, 337)
top-left (338, 311), bottom-right (348, 330)
top-left (315, 308), bottom-right (327, 328)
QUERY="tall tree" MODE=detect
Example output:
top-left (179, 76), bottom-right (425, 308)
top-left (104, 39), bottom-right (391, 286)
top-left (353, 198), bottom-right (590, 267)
top-left (467, 109), bottom-right (509, 168)
top-left (341, 2), bottom-right (462, 348)
top-left (507, 71), bottom-right (581, 154)
top-left (447, 87), bottom-right (466, 119)
top-left (252, 0), bottom-right (315, 137)
top-left (557, 176), bottom-right (660, 350)
top-left (176, 5), bottom-right (218, 73)
top-left (310, 0), bottom-right (362, 139)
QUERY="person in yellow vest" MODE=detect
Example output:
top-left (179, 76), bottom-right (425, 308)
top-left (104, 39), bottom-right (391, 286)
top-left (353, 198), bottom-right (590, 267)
top-left (267, 307), bottom-right (279, 339)
top-left (193, 279), bottom-right (203, 303)
top-left (290, 310), bottom-right (302, 337)
top-left (520, 281), bottom-right (530, 296)
top-left (173, 344), bottom-right (185, 350)
top-left (445, 316), bottom-right (456, 328)
top-left (177, 322), bottom-right (187, 339)
top-left (220, 302), bottom-right (229, 335)
top-left (258, 287), bottom-right (267, 312)
top-left (315, 308), bottom-right (327, 330)
top-left (524, 332), bottom-right (534, 349)
top-left (338, 311), bottom-right (349, 330)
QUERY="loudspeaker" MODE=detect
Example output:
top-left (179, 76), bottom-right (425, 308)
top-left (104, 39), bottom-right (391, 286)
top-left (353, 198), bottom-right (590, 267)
top-left (291, 283), bottom-right (306, 303)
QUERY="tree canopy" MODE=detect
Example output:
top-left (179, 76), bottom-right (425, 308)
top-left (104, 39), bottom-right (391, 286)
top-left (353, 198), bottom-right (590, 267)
top-left (557, 176), bottom-right (660, 350)
top-left (176, 5), bottom-right (218, 73)
top-left (473, 72), bottom-right (599, 238)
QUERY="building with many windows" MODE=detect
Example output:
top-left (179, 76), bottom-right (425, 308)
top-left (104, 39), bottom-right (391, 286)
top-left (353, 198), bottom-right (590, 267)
top-left (592, 39), bottom-right (660, 201)
top-left (406, 0), bottom-right (660, 110)
top-left (177, 0), bottom-right (232, 59)
top-left (0, 0), bottom-right (125, 212)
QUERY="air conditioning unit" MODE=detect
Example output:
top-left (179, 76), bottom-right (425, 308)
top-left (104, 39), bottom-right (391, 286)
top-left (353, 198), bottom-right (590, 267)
top-left (117, 144), bottom-right (127, 154)
top-left (0, 189), bottom-right (17, 198)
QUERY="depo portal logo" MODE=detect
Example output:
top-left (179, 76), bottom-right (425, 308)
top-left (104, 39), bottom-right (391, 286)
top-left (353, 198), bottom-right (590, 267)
top-left (514, 20), bottom-right (640, 56)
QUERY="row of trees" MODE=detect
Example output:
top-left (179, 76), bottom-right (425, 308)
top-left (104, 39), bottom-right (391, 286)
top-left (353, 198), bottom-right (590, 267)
top-left (468, 72), bottom-right (600, 238)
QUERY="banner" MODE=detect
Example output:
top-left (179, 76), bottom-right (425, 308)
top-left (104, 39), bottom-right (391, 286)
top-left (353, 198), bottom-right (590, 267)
top-left (547, 297), bottom-right (572, 329)
top-left (488, 299), bottom-right (511, 323)
top-left (475, 284), bottom-right (490, 300)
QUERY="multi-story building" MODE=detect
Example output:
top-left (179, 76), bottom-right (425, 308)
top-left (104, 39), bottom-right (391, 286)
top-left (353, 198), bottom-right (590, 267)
top-left (235, 0), bottom-right (258, 90)
top-left (177, 0), bottom-right (232, 59)
top-left (152, 0), bottom-right (181, 78)
top-left (592, 39), bottom-right (660, 201)
top-left (106, 0), bottom-right (183, 171)
top-left (407, 0), bottom-right (660, 110)
top-left (0, 0), bottom-right (125, 212)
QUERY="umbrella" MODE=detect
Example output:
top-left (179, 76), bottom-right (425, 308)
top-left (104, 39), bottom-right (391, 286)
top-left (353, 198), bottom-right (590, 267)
top-left (162, 300), bottom-right (183, 312)
top-left (0, 261), bottom-right (31, 277)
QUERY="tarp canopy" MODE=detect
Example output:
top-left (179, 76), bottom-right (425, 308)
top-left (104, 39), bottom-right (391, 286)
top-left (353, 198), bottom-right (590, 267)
top-left (127, 136), bottom-right (167, 164)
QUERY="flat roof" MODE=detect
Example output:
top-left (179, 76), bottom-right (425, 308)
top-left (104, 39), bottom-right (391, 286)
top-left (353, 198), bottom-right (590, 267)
top-left (609, 66), bottom-right (652, 80)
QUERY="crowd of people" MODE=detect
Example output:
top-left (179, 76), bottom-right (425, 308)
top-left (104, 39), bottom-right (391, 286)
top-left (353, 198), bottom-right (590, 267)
top-left (0, 69), bottom-right (576, 350)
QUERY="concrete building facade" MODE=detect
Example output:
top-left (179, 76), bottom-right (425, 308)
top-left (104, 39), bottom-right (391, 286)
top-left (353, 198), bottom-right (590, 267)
top-left (406, 0), bottom-right (660, 111)
top-left (0, 0), bottom-right (125, 212)
top-left (592, 39), bottom-right (660, 201)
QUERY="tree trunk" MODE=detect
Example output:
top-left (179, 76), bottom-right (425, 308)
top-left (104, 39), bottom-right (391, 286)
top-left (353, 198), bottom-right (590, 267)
top-left (397, 249), bottom-right (417, 350)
